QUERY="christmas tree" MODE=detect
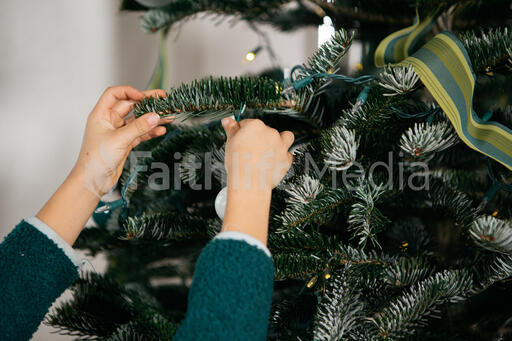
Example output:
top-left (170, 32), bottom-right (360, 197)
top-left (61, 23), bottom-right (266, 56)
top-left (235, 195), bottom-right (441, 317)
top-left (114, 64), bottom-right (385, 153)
top-left (48, 1), bottom-right (512, 340)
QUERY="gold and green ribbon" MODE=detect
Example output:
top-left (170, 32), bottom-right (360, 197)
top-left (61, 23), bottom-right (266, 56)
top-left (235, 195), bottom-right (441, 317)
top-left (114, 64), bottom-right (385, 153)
top-left (375, 9), bottom-right (512, 171)
top-left (375, 7), bottom-right (442, 67)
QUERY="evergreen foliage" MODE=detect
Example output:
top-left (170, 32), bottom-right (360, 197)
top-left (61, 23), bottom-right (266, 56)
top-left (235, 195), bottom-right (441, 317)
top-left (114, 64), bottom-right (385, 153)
top-left (49, 1), bottom-right (512, 339)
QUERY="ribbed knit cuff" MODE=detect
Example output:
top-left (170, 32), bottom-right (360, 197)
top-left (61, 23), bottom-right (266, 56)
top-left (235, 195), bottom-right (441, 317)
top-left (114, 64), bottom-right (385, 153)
top-left (25, 217), bottom-right (81, 266)
top-left (214, 231), bottom-right (271, 258)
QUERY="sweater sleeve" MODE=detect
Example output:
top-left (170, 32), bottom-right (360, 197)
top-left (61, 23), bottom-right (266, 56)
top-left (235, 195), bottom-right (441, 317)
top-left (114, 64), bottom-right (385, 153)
top-left (0, 220), bottom-right (79, 341)
top-left (173, 232), bottom-right (274, 341)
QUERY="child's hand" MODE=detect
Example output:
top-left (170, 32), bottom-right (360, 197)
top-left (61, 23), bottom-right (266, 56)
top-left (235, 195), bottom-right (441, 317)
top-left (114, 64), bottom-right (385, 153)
top-left (222, 118), bottom-right (294, 191)
top-left (220, 118), bottom-right (294, 244)
top-left (72, 86), bottom-right (170, 197)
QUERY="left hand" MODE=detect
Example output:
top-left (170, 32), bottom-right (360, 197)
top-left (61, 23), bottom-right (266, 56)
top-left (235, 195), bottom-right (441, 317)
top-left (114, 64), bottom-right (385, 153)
top-left (71, 86), bottom-right (171, 197)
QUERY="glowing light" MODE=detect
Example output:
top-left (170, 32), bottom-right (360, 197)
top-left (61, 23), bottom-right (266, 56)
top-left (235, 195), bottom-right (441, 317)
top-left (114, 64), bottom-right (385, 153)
top-left (318, 16), bottom-right (335, 47)
top-left (244, 46), bottom-right (262, 63)
top-left (324, 273), bottom-right (331, 280)
top-left (354, 63), bottom-right (363, 71)
top-left (400, 241), bottom-right (409, 252)
top-left (245, 52), bottom-right (256, 62)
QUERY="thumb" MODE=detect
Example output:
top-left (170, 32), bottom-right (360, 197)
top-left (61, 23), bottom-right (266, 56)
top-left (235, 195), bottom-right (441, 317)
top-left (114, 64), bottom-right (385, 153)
top-left (221, 117), bottom-right (240, 139)
top-left (118, 113), bottom-right (160, 146)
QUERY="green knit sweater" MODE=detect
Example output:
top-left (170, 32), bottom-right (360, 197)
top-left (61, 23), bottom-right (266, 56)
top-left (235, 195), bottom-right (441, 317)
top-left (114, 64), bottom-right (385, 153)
top-left (0, 220), bottom-right (274, 340)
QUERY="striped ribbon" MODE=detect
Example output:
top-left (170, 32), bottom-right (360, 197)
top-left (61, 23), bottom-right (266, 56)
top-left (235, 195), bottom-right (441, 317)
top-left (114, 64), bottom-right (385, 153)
top-left (375, 10), bottom-right (512, 171)
top-left (375, 7), bottom-right (442, 67)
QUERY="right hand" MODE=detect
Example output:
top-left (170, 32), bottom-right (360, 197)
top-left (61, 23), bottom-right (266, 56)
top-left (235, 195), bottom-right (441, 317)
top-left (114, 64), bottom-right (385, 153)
top-left (221, 118), bottom-right (294, 191)
top-left (72, 86), bottom-right (171, 197)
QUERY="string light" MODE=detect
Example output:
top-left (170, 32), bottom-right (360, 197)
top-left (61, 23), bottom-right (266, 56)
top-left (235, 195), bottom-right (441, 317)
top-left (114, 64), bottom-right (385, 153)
top-left (400, 241), bottom-right (409, 252)
top-left (492, 210), bottom-right (499, 217)
top-left (244, 46), bottom-right (262, 62)
top-left (324, 273), bottom-right (331, 280)
top-left (350, 86), bottom-right (372, 114)
top-left (307, 276), bottom-right (318, 288)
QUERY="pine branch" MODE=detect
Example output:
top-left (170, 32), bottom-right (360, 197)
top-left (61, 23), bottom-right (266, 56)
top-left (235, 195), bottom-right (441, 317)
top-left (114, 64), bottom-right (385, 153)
top-left (272, 236), bottom-right (395, 280)
top-left (274, 251), bottom-right (325, 280)
top-left (336, 244), bottom-right (394, 267)
top-left (132, 29), bottom-right (354, 126)
top-left (321, 125), bottom-right (359, 171)
top-left (342, 92), bottom-right (401, 140)
top-left (470, 215), bottom-right (512, 255)
top-left (369, 270), bottom-right (473, 340)
top-left (427, 177), bottom-right (477, 229)
top-left (278, 186), bottom-right (349, 230)
top-left (378, 66), bottom-right (420, 97)
top-left (471, 253), bottom-right (512, 293)
top-left (348, 180), bottom-right (389, 249)
top-left (289, 29), bottom-right (354, 123)
top-left (383, 257), bottom-right (432, 288)
top-left (122, 211), bottom-right (210, 241)
top-left (107, 323), bottom-right (145, 341)
top-left (139, 0), bottom-right (291, 33)
top-left (264, 4), bottom-right (323, 32)
top-left (133, 76), bottom-right (284, 119)
top-left (301, 29), bottom-right (353, 77)
top-left (399, 121), bottom-right (459, 158)
top-left (284, 174), bottom-right (325, 206)
top-left (46, 273), bottom-right (139, 339)
top-left (459, 27), bottom-right (512, 73)
top-left (269, 228), bottom-right (335, 253)
top-left (313, 268), bottom-right (364, 341)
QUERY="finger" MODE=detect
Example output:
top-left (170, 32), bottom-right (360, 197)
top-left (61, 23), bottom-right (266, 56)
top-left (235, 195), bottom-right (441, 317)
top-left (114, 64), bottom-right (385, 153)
top-left (287, 152), bottom-right (294, 166)
top-left (280, 131), bottom-right (295, 149)
top-left (159, 115), bottom-right (176, 124)
top-left (111, 100), bottom-right (137, 120)
top-left (131, 126), bottom-right (167, 149)
top-left (120, 115), bottom-right (171, 130)
top-left (141, 89), bottom-right (166, 98)
top-left (116, 112), bottom-right (160, 147)
top-left (221, 117), bottom-right (241, 139)
top-left (238, 118), bottom-right (265, 128)
top-left (137, 126), bottom-right (167, 145)
top-left (96, 86), bottom-right (144, 110)
top-left (113, 115), bottom-right (134, 130)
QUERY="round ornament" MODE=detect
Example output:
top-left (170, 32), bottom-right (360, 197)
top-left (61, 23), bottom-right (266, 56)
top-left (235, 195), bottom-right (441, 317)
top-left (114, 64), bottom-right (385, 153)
top-left (215, 186), bottom-right (228, 220)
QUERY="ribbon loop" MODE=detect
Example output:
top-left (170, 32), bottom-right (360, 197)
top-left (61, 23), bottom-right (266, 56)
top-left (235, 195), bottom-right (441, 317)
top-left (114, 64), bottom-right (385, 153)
top-left (375, 7), bottom-right (512, 171)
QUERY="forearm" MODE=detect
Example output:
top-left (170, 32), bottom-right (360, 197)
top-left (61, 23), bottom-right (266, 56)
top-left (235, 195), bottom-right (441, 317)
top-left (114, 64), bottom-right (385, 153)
top-left (222, 187), bottom-right (272, 245)
top-left (36, 169), bottom-right (100, 246)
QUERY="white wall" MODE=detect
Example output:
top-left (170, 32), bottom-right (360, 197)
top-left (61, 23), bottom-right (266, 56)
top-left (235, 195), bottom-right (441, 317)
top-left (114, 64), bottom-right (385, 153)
top-left (0, 1), bottom-right (316, 340)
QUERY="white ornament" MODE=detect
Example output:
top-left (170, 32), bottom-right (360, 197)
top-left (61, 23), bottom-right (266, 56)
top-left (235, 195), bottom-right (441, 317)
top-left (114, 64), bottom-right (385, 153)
top-left (215, 186), bottom-right (228, 220)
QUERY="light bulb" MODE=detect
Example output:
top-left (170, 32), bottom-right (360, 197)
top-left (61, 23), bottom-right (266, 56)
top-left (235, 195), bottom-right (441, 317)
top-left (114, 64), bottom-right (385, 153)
top-left (245, 52), bottom-right (256, 62)
top-left (244, 46), bottom-right (262, 63)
